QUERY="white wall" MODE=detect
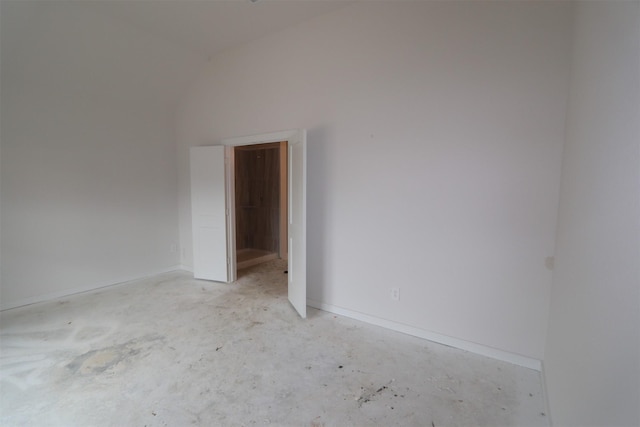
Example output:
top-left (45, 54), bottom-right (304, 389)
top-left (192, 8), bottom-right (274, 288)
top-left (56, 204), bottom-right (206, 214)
top-left (544, 2), bottom-right (640, 426)
top-left (177, 2), bottom-right (572, 360)
top-left (0, 2), bottom-right (203, 308)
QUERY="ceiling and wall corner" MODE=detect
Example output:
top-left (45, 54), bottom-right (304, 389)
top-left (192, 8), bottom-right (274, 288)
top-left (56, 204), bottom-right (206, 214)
top-left (79, 0), bottom-right (352, 60)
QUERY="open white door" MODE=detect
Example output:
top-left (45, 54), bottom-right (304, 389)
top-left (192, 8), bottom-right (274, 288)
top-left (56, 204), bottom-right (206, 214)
top-left (193, 130), bottom-right (306, 317)
top-left (288, 130), bottom-right (307, 318)
top-left (190, 146), bottom-right (230, 282)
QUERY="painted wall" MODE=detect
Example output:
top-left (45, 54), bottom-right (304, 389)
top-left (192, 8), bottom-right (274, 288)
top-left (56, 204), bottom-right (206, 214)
top-left (177, 2), bottom-right (572, 360)
top-left (544, 2), bottom-right (640, 426)
top-left (0, 2), bottom-right (202, 308)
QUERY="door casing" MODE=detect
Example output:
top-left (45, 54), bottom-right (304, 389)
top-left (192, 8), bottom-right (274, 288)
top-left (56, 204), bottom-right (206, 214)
top-left (220, 129), bottom-right (307, 318)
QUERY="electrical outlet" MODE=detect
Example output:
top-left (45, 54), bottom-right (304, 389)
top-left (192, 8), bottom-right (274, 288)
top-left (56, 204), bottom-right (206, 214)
top-left (391, 287), bottom-right (400, 301)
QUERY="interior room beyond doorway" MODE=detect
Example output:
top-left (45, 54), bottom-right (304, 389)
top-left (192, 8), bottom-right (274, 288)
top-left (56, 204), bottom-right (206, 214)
top-left (234, 142), bottom-right (287, 271)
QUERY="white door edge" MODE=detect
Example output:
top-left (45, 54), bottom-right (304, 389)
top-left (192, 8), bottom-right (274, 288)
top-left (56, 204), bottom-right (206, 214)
top-left (224, 146), bottom-right (237, 283)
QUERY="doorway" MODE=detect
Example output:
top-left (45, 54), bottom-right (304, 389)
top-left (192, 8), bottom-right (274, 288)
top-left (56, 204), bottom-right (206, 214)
top-left (190, 129), bottom-right (307, 318)
top-left (234, 142), bottom-right (288, 270)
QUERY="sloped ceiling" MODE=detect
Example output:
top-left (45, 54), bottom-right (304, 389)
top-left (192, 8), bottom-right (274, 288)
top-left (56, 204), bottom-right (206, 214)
top-left (82, 0), bottom-right (352, 58)
top-left (0, 0), bottom-right (351, 110)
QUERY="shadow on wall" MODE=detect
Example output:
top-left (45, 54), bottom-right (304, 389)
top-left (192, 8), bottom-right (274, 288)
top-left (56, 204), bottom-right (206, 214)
top-left (305, 125), bottom-right (335, 312)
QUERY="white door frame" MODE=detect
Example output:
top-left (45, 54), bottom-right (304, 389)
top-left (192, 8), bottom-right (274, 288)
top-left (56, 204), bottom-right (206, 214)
top-left (220, 129), bottom-right (303, 283)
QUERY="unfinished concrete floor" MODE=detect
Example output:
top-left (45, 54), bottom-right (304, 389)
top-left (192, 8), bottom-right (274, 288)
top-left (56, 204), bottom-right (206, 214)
top-left (1, 259), bottom-right (549, 426)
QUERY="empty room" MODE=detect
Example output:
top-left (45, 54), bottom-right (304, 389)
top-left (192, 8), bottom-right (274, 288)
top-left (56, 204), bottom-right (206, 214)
top-left (1, 1), bottom-right (638, 426)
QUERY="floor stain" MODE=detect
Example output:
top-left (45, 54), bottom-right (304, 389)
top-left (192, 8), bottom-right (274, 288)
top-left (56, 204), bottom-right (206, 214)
top-left (357, 381), bottom-right (393, 407)
top-left (0, 262), bottom-right (549, 426)
top-left (67, 335), bottom-right (163, 375)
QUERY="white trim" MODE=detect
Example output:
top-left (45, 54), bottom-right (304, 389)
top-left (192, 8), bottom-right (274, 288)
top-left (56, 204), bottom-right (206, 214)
top-left (215, 129), bottom-right (301, 286)
top-left (224, 146), bottom-right (237, 283)
top-left (1, 264), bottom-right (542, 371)
top-left (1, 266), bottom-right (183, 311)
top-left (220, 129), bottom-right (299, 147)
top-left (180, 264), bottom-right (194, 273)
top-left (540, 361), bottom-right (554, 425)
top-left (307, 298), bottom-right (542, 371)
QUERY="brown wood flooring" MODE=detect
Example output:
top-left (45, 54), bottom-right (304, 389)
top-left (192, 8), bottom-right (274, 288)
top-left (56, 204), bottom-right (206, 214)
top-left (236, 248), bottom-right (278, 270)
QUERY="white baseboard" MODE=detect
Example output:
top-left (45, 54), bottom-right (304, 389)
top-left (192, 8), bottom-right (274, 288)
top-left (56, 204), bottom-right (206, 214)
top-left (540, 361), bottom-right (553, 425)
top-left (1, 268), bottom-right (541, 372)
top-left (307, 298), bottom-right (542, 371)
top-left (1, 265), bottom-right (183, 311)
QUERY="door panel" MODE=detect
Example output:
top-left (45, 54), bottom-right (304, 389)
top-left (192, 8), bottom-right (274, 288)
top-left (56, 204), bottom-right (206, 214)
top-left (190, 146), bottom-right (229, 282)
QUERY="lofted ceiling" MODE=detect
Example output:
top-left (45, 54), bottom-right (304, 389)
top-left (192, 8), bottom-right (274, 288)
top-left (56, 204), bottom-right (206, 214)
top-left (81, 0), bottom-right (352, 59)
top-left (0, 0), bottom-right (352, 110)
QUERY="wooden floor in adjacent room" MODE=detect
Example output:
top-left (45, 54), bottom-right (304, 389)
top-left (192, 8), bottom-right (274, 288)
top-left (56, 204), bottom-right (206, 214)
top-left (236, 248), bottom-right (278, 270)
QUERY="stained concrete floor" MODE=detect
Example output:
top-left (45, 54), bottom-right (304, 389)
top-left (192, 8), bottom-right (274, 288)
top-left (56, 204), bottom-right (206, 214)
top-left (0, 259), bottom-right (549, 426)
